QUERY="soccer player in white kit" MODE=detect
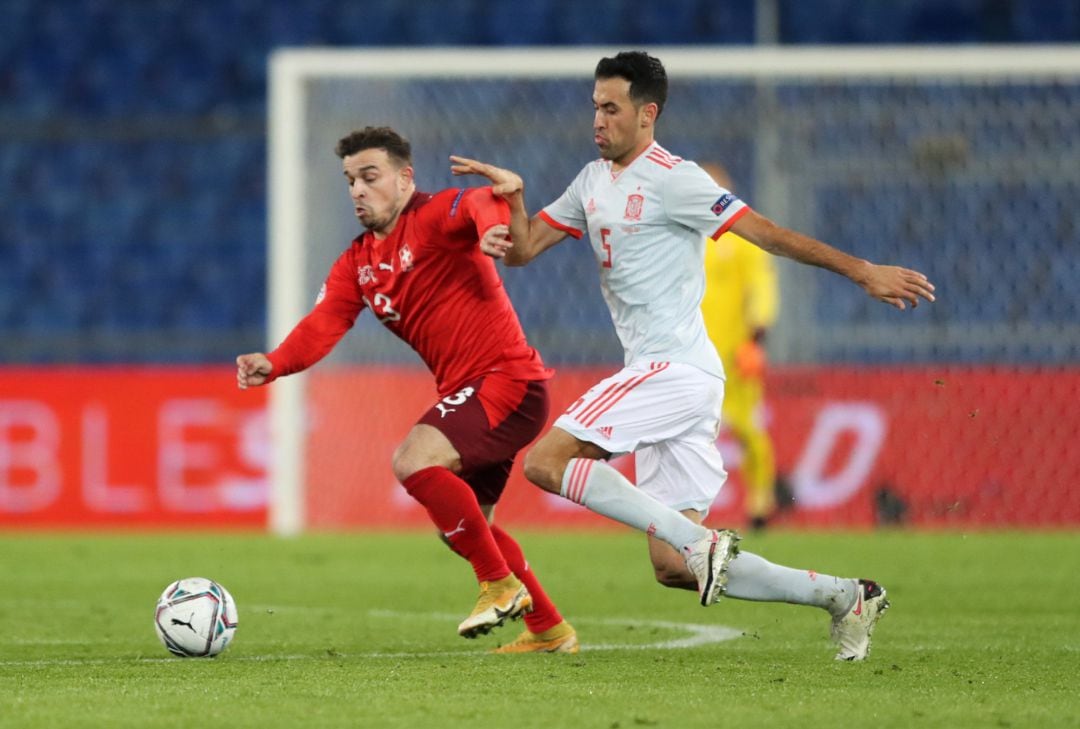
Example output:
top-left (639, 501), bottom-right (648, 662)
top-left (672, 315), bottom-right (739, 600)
top-left (452, 51), bottom-right (935, 660)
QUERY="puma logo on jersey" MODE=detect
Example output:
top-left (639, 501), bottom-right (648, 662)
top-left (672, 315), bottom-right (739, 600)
top-left (378, 262), bottom-right (394, 272)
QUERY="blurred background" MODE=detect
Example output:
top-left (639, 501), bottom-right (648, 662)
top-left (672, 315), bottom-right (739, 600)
top-left (1, 0), bottom-right (1078, 532)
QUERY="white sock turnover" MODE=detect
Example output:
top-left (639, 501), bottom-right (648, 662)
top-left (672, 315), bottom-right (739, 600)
top-left (560, 458), bottom-right (707, 553)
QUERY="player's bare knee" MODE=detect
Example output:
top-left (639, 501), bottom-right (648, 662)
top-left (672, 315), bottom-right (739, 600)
top-left (391, 443), bottom-right (433, 483)
top-left (392, 440), bottom-right (460, 483)
top-left (391, 446), bottom-right (417, 483)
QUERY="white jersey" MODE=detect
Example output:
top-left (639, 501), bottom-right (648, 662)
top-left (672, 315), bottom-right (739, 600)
top-left (540, 142), bottom-right (749, 378)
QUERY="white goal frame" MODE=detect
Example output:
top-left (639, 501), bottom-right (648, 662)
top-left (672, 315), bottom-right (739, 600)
top-left (267, 45), bottom-right (1080, 536)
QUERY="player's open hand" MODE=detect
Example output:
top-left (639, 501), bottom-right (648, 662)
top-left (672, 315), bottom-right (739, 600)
top-left (449, 155), bottom-right (523, 198)
top-left (236, 353), bottom-right (272, 389)
top-left (479, 224), bottom-right (513, 259)
top-left (860, 264), bottom-right (936, 310)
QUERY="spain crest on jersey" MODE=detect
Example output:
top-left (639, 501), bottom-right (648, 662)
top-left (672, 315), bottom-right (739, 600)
top-left (624, 193), bottom-right (645, 221)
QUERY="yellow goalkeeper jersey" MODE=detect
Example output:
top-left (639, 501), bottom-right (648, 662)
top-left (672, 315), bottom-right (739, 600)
top-left (701, 231), bottom-right (779, 362)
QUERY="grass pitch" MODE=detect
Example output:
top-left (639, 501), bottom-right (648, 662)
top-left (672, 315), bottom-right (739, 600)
top-left (1, 530), bottom-right (1077, 728)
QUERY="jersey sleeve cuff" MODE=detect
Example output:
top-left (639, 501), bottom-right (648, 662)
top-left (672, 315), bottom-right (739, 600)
top-left (263, 351), bottom-right (284, 384)
top-left (711, 205), bottom-right (750, 239)
top-left (538, 210), bottom-right (584, 239)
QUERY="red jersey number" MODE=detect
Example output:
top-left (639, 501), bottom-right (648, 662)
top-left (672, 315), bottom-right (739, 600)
top-left (600, 228), bottom-right (613, 269)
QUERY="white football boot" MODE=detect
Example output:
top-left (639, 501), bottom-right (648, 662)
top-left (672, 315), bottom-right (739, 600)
top-left (831, 579), bottom-right (890, 661)
top-left (684, 529), bottom-right (740, 606)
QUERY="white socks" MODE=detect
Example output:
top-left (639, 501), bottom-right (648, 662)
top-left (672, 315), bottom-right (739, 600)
top-left (561, 458), bottom-right (707, 553)
top-left (725, 551), bottom-right (858, 616)
top-left (560, 457), bottom-right (857, 615)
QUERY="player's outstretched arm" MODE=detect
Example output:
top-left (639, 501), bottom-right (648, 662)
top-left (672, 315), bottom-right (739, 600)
top-left (731, 209), bottom-right (936, 310)
top-left (450, 155), bottom-right (567, 266)
top-left (236, 353), bottom-right (273, 390)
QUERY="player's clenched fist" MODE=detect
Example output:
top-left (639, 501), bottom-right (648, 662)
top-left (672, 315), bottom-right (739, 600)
top-left (236, 353), bottom-right (273, 389)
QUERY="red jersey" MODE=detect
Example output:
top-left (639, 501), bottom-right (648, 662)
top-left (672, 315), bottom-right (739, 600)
top-left (266, 188), bottom-right (551, 396)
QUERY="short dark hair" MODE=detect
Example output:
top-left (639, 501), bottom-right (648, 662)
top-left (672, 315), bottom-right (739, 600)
top-left (335, 126), bottom-right (412, 166)
top-left (595, 51), bottom-right (668, 117)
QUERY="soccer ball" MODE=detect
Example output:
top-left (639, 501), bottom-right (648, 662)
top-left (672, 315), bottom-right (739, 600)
top-left (154, 577), bottom-right (238, 657)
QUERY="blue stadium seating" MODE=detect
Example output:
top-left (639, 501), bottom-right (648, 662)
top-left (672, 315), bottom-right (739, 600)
top-left (1, 0), bottom-right (1077, 364)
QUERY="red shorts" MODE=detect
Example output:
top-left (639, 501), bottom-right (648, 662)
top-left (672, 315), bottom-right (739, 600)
top-left (418, 373), bottom-right (549, 505)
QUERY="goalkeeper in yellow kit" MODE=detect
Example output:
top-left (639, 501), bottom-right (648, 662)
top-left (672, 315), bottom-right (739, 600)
top-left (700, 163), bottom-right (780, 529)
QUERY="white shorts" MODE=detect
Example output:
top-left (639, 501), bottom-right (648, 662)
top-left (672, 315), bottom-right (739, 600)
top-left (554, 361), bottom-right (727, 513)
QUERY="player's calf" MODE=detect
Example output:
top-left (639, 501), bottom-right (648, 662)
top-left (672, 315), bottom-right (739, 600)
top-left (649, 542), bottom-right (699, 591)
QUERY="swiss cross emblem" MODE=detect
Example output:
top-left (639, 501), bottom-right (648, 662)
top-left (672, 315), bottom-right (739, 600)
top-left (624, 193), bottom-right (644, 221)
top-left (357, 265), bottom-right (376, 285)
top-left (399, 244), bottom-right (414, 272)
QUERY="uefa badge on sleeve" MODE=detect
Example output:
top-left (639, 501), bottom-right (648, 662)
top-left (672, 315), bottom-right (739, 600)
top-left (711, 193), bottom-right (737, 216)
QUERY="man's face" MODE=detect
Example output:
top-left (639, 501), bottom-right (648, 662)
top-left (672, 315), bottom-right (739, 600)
top-left (592, 76), bottom-right (652, 164)
top-left (342, 148), bottom-right (414, 236)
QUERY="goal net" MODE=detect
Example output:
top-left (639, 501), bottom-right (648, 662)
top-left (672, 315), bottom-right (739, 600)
top-left (268, 46), bottom-right (1080, 534)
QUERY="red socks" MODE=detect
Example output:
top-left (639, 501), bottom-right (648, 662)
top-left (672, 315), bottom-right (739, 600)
top-left (490, 524), bottom-right (563, 634)
top-left (401, 466), bottom-right (510, 583)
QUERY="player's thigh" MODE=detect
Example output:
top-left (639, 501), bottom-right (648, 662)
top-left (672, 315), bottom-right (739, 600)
top-left (417, 374), bottom-right (548, 501)
top-left (415, 376), bottom-right (535, 467)
top-left (524, 426), bottom-right (611, 493)
top-left (391, 424), bottom-right (462, 482)
top-left (554, 361), bottom-right (723, 455)
top-left (636, 421), bottom-right (729, 514)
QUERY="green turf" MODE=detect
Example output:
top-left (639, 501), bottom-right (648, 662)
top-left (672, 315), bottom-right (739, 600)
top-left (1, 530), bottom-right (1077, 728)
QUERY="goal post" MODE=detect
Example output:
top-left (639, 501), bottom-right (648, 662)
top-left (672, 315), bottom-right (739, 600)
top-left (267, 46), bottom-right (1080, 535)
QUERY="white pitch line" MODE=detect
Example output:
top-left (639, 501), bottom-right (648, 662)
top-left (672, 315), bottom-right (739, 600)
top-left (366, 609), bottom-right (744, 651)
top-left (0, 610), bottom-right (742, 667)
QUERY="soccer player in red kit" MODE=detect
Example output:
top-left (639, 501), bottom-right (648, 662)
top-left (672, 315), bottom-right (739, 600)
top-left (236, 126), bottom-right (577, 653)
